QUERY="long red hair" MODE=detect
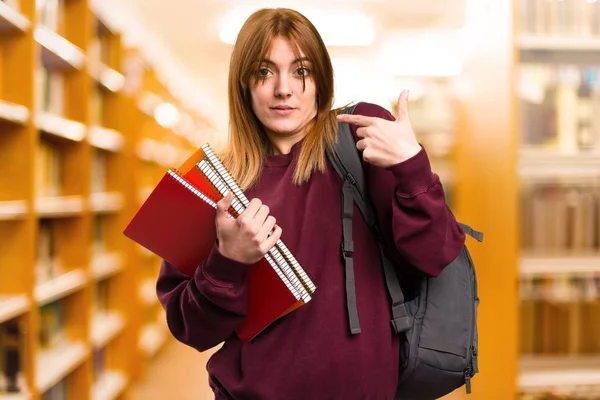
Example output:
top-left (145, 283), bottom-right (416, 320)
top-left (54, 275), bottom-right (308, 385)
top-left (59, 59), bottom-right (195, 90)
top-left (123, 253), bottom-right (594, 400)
top-left (221, 8), bottom-right (341, 190)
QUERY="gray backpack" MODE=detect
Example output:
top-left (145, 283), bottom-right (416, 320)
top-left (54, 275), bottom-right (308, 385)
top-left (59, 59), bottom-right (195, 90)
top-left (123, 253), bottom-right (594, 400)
top-left (326, 103), bottom-right (484, 400)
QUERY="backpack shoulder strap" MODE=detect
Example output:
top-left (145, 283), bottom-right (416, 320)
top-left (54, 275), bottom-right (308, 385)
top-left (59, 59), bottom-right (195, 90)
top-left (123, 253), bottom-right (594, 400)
top-left (326, 103), bottom-right (412, 336)
top-left (327, 103), bottom-right (377, 227)
top-left (458, 223), bottom-right (484, 242)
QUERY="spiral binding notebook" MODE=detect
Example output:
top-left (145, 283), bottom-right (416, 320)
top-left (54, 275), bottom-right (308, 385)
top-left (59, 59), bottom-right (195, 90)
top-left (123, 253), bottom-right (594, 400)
top-left (123, 143), bottom-right (316, 342)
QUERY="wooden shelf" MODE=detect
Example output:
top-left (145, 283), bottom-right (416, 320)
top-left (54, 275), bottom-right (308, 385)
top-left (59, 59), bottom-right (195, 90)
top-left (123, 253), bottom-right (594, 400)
top-left (138, 279), bottom-right (157, 307)
top-left (36, 112), bottom-right (87, 142)
top-left (34, 26), bottom-right (85, 70)
top-left (90, 312), bottom-right (125, 348)
top-left (88, 126), bottom-right (124, 152)
top-left (0, 100), bottom-right (29, 125)
top-left (520, 256), bottom-right (600, 277)
top-left (519, 147), bottom-right (600, 180)
top-left (0, 393), bottom-right (32, 400)
top-left (90, 192), bottom-right (124, 213)
top-left (35, 196), bottom-right (85, 217)
top-left (136, 138), bottom-right (183, 167)
top-left (34, 269), bottom-right (88, 306)
top-left (519, 356), bottom-right (600, 391)
top-left (139, 323), bottom-right (167, 358)
top-left (92, 371), bottom-right (128, 400)
top-left (0, 294), bottom-right (30, 324)
top-left (137, 92), bottom-right (163, 117)
top-left (90, 62), bottom-right (125, 93)
top-left (0, 3), bottom-right (205, 397)
top-left (36, 342), bottom-right (89, 393)
top-left (0, 2), bottom-right (30, 33)
top-left (0, 200), bottom-right (28, 220)
top-left (91, 253), bottom-right (123, 281)
top-left (517, 35), bottom-right (600, 51)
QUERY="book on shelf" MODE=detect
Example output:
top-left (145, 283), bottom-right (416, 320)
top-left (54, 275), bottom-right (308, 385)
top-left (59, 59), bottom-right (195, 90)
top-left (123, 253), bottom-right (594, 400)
top-left (123, 143), bottom-right (317, 342)
top-left (518, 0), bottom-right (600, 37)
top-left (42, 379), bottom-right (66, 400)
top-left (0, 318), bottom-right (25, 394)
top-left (39, 301), bottom-right (65, 350)
top-left (92, 347), bottom-right (104, 383)
top-left (36, 0), bottom-right (61, 33)
top-left (34, 65), bottom-right (65, 116)
top-left (90, 86), bottom-right (104, 126)
top-left (36, 140), bottom-right (62, 198)
top-left (520, 275), bottom-right (600, 356)
top-left (36, 219), bottom-right (64, 284)
top-left (92, 215), bottom-right (105, 257)
top-left (94, 280), bottom-right (108, 314)
top-left (521, 183), bottom-right (600, 255)
top-left (91, 150), bottom-right (107, 193)
top-left (518, 64), bottom-right (600, 151)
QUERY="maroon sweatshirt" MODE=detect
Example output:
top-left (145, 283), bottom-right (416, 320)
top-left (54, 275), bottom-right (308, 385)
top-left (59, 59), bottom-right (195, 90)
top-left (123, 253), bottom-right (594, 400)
top-left (156, 102), bottom-right (465, 399)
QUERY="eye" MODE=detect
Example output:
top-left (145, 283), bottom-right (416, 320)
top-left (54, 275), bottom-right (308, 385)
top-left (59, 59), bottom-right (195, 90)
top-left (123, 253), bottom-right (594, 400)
top-left (296, 67), bottom-right (311, 77)
top-left (258, 67), bottom-right (272, 77)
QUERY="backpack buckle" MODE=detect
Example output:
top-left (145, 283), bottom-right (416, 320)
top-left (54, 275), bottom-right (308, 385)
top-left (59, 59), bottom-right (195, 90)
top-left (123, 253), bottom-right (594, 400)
top-left (391, 303), bottom-right (412, 334)
top-left (391, 316), bottom-right (412, 334)
top-left (341, 240), bottom-right (354, 257)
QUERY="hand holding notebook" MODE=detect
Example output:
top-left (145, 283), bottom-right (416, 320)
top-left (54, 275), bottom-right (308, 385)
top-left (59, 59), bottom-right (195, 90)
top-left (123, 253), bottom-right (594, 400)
top-left (215, 192), bottom-right (282, 265)
top-left (123, 143), bottom-right (316, 342)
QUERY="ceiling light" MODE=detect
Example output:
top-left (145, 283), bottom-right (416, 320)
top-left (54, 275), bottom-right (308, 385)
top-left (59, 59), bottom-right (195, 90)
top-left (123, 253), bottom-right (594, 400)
top-left (378, 31), bottom-right (464, 77)
top-left (219, 7), bottom-right (375, 47)
top-left (154, 102), bottom-right (180, 129)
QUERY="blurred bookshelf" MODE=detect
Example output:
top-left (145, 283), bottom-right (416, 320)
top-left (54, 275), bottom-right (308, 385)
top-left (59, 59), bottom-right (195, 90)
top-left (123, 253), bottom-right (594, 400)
top-left (516, 0), bottom-right (600, 398)
top-left (0, 0), bottom-right (211, 398)
top-left (405, 78), bottom-right (458, 207)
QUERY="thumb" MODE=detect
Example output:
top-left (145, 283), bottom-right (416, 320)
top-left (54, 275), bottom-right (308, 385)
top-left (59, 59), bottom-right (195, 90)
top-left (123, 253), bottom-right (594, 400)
top-left (216, 191), bottom-right (234, 220)
top-left (396, 89), bottom-right (410, 121)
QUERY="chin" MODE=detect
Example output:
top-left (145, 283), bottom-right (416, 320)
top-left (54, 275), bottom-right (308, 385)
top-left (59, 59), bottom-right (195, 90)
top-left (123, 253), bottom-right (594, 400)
top-left (266, 122), bottom-right (302, 136)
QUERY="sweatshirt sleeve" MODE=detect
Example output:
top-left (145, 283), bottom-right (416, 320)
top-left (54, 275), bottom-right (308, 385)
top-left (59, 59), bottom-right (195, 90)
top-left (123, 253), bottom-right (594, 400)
top-left (156, 244), bottom-right (251, 351)
top-left (350, 102), bottom-right (465, 277)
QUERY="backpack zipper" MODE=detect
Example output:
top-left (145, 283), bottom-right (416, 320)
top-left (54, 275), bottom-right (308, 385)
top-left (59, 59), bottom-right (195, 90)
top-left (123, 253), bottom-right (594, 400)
top-left (467, 248), bottom-right (479, 375)
top-left (464, 247), bottom-right (476, 393)
top-left (464, 367), bottom-right (472, 394)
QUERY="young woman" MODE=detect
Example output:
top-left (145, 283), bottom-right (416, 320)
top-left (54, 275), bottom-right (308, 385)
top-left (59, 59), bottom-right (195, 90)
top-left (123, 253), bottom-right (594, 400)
top-left (156, 8), bottom-right (465, 400)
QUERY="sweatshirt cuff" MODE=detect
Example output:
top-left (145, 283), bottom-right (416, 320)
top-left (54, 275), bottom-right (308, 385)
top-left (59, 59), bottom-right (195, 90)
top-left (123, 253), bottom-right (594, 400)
top-left (201, 244), bottom-right (251, 286)
top-left (387, 146), bottom-right (437, 196)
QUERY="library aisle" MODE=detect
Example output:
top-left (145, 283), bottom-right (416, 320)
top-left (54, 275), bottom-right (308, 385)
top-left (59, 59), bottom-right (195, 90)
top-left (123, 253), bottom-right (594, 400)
top-left (2, 0), bottom-right (600, 399)
top-left (131, 339), bottom-right (217, 400)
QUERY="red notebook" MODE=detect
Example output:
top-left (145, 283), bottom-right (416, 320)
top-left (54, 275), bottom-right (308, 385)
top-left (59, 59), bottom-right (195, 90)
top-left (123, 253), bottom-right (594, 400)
top-left (123, 145), bottom-right (315, 342)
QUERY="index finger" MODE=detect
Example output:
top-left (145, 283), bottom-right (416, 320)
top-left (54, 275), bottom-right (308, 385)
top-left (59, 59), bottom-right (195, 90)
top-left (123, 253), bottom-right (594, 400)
top-left (336, 113), bottom-right (377, 127)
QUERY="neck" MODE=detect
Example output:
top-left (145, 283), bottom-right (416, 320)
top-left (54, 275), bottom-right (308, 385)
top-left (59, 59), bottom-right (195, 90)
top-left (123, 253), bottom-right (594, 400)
top-left (267, 131), bottom-right (306, 155)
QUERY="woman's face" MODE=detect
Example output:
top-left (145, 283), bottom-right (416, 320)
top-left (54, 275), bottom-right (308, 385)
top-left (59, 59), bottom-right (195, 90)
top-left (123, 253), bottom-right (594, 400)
top-left (250, 36), bottom-right (317, 143)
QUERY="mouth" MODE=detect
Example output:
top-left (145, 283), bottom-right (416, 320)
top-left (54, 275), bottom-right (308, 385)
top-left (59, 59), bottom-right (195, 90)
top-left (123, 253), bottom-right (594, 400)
top-left (271, 106), bottom-right (295, 110)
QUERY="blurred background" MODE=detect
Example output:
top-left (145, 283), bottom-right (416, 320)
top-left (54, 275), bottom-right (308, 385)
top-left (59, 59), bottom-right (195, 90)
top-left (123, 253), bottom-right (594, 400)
top-left (0, 0), bottom-right (598, 399)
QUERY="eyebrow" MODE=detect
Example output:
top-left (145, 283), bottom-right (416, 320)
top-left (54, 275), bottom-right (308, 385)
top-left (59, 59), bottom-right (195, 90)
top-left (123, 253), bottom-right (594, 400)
top-left (260, 57), bottom-right (311, 66)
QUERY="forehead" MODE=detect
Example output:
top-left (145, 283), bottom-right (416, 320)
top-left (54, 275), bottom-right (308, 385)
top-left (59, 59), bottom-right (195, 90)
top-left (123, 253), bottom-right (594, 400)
top-left (264, 37), bottom-right (307, 63)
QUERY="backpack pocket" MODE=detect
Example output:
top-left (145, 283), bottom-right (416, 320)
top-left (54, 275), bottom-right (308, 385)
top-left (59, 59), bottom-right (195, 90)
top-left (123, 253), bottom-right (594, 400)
top-left (416, 247), bottom-right (475, 373)
top-left (417, 339), bottom-right (468, 372)
top-left (395, 360), bottom-right (466, 400)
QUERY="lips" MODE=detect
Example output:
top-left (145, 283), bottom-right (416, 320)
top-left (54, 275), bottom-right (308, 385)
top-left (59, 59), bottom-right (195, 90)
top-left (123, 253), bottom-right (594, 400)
top-left (270, 106), bottom-right (295, 116)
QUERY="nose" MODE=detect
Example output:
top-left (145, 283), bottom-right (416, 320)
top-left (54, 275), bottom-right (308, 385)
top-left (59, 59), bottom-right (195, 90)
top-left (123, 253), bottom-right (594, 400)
top-left (274, 76), bottom-right (293, 98)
